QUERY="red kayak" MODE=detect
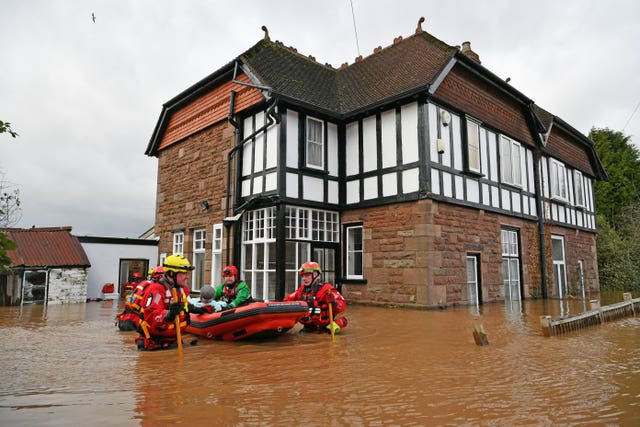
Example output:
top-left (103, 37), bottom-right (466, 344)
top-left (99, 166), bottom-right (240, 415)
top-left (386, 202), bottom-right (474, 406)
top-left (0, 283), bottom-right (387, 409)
top-left (185, 301), bottom-right (308, 341)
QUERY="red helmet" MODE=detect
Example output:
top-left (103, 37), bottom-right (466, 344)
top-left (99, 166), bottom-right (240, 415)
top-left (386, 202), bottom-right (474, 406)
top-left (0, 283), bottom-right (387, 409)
top-left (152, 266), bottom-right (165, 277)
top-left (222, 265), bottom-right (238, 277)
top-left (299, 261), bottom-right (321, 276)
top-left (132, 272), bottom-right (143, 279)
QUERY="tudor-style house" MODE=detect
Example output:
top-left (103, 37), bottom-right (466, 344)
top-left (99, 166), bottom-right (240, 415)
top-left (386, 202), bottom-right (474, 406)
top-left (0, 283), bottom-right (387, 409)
top-left (145, 19), bottom-right (607, 308)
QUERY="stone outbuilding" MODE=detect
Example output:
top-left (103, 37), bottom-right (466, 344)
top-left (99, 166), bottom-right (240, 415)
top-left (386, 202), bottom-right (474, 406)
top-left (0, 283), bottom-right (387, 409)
top-left (0, 227), bottom-right (91, 306)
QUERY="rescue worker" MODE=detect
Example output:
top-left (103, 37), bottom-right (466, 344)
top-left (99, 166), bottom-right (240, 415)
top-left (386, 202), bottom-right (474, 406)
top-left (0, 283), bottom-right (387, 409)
top-left (116, 266), bottom-right (165, 331)
top-left (135, 254), bottom-right (196, 351)
top-left (213, 265), bottom-right (252, 308)
top-left (284, 261), bottom-right (347, 333)
top-left (122, 272), bottom-right (143, 299)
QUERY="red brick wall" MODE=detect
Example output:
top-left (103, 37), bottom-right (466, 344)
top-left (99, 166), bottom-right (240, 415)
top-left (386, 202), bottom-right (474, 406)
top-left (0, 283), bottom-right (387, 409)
top-left (155, 120), bottom-right (236, 272)
top-left (341, 199), bottom-right (601, 308)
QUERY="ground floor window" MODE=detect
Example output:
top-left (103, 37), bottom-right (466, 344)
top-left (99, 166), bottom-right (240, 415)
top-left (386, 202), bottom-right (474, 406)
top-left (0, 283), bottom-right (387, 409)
top-left (242, 207), bottom-right (276, 300)
top-left (466, 254), bottom-right (481, 308)
top-left (22, 270), bottom-right (48, 305)
top-left (501, 228), bottom-right (521, 301)
top-left (192, 229), bottom-right (206, 291)
top-left (345, 224), bottom-right (363, 279)
top-left (552, 235), bottom-right (567, 298)
top-left (211, 223), bottom-right (223, 286)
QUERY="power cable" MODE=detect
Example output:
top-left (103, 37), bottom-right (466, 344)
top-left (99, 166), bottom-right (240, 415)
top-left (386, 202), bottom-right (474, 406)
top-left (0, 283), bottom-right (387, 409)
top-left (349, 0), bottom-right (361, 57)
top-left (622, 100), bottom-right (640, 132)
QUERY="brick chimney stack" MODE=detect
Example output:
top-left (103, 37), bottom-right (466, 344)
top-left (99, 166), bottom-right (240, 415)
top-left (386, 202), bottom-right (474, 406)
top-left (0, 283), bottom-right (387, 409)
top-left (461, 41), bottom-right (481, 64)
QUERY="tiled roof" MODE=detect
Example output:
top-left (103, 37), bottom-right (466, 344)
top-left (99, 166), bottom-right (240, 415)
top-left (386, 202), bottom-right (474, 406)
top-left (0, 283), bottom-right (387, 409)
top-left (1, 227), bottom-right (91, 269)
top-left (240, 31), bottom-right (456, 116)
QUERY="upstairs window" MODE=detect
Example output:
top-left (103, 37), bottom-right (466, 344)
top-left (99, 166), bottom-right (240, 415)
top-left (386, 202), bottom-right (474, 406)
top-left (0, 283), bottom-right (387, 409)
top-left (466, 119), bottom-right (482, 174)
top-left (574, 170), bottom-right (585, 207)
top-left (550, 159), bottom-right (567, 201)
top-left (500, 136), bottom-right (522, 187)
top-left (306, 117), bottom-right (324, 169)
top-left (172, 232), bottom-right (184, 255)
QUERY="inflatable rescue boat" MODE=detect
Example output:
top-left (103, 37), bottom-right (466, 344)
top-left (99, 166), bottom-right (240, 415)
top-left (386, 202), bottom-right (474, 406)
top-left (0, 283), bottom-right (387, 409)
top-left (186, 300), bottom-right (308, 341)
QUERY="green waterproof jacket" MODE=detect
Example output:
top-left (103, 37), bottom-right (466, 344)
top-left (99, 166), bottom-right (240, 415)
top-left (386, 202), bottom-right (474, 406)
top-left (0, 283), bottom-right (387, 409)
top-left (213, 281), bottom-right (252, 308)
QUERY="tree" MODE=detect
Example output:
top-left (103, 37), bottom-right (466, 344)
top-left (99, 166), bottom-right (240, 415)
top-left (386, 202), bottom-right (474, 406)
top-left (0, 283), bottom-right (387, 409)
top-left (0, 232), bottom-right (16, 272)
top-left (0, 172), bottom-right (21, 227)
top-left (0, 120), bottom-right (18, 138)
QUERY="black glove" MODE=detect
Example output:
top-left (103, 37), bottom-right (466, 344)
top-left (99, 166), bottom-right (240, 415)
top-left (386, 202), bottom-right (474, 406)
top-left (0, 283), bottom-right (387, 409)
top-left (164, 302), bottom-right (182, 322)
top-left (188, 304), bottom-right (206, 315)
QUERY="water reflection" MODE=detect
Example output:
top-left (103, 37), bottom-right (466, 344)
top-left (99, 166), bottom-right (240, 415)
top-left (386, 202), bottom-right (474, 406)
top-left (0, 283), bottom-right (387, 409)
top-left (0, 298), bottom-right (638, 426)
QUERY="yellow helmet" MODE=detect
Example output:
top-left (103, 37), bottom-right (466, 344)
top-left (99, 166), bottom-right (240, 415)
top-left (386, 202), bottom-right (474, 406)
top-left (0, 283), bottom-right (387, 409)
top-left (148, 268), bottom-right (154, 276)
top-left (163, 254), bottom-right (194, 273)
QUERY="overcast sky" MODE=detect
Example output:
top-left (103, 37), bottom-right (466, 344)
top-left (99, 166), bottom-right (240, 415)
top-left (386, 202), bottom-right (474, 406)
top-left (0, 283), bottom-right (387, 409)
top-left (1, 0), bottom-right (639, 238)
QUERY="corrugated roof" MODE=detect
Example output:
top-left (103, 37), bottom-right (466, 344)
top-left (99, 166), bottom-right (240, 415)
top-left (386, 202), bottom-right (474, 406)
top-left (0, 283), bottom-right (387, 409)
top-left (0, 227), bottom-right (91, 268)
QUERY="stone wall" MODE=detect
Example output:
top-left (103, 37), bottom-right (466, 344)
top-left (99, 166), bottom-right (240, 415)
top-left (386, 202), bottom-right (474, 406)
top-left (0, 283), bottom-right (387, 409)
top-left (47, 268), bottom-right (88, 304)
top-left (341, 199), bottom-right (600, 308)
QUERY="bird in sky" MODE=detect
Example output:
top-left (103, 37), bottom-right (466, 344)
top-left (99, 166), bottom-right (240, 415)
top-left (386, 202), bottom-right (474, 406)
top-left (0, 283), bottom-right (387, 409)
top-left (92, 13), bottom-right (96, 23)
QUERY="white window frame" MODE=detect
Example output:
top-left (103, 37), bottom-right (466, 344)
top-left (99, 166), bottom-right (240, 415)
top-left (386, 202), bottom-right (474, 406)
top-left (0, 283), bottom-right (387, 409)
top-left (345, 225), bottom-right (364, 279)
top-left (501, 228), bottom-right (521, 301)
top-left (172, 232), bottom-right (184, 255)
top-left (242, 207), bottom-right (276, 301)
top-left (574, 170), bottom-right (585, 207)
top-left (306, 116), bottom-right (324, 169)
top-left (192, 229), bottom-right (206, 291)
top-left (552, 235), bottom-right (568, 298)
top-left (550, 159), bottom-right (567, 201)
top-left (285, 206), bottom-right (339, 243)
top-left (211, 223), bottom-right (223, 286)
top-left (500, 136), bottom-right (522, 187)
top-left (466, 119), bottom-right (482, 174)
top-left (466, 255), bottom-right (480, 308)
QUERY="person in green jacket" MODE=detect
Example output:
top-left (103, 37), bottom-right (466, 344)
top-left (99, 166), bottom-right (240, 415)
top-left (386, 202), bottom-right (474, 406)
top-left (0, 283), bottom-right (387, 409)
top-left (213, 265), bottom-right (253, 308)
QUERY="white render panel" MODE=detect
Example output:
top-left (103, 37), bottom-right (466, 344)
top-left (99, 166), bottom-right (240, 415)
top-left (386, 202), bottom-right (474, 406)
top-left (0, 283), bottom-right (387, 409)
top-left (452, 114), bottom-right (463, 170)
top-left (264, 172), bottom-right (276, 192)
top-left (428, 103), bottom-right (439, 160)
top-left (523, 196), bottom-right (529, 215)
top-left (431, 169), bottom-right (440, 195)
top-left (381, 109), bottom-right (397, 168)
top-left (286, 110), bottom-right (299, 168)
top-left (286, 172), bottom-right (298, 198)
top-left (529, 197), bottom-right (537, 217)
top-left (363, 176), bottom-right (377, 200)
top-left (455, 175), bottom-right (464, 200)
top-left (401, 102), bottom-right (419, 164)
top-left (253, 176), bottom-right (263, 194)
top-left (242, 140), bottom-right (253, 176)
top-left (382, 172), bottom-right (397, 197)
top-left (440, 118), bottom-right (451, 168)
top-left (491, 186), bottom-right (500, 208)
top-left (551, 203), bottom-right (558, 221)
top-left (442, 171), bottom-right (453, 197)
top-left (328, 123), bottom-right (338, 177)
top-left (501, 188), bottom-right (511, 211)
top-left (363, 116), bottom-right (377, 173)
top-left (346, 122), bottom-right (359, 176)
top-left (541, 158), bottom-right (550, 198)
top-left (241, 179), bottom-right (251, 197)
top-left (254, 133), bottom-right (264, 172)
top-left (488, 131), bottom-right (498, 182)
top-left (520, 147), bottom-right (529, 192)
top-left (512, 191), bottom-right (521, 213)
top-left (303, 176), bottom-right (324, 202)
top-left (347, 180), bottom-right (360, 204)
top-left (328, 180), bottom-right (339, 204)
top-left (527, 150), bottom-right (534, 194)
top-left (558, 204), bottom-right (566, 223)
top-left (467, 178), bottom-right (480, 203)
top-left (482, 182), bottom-right (490, 206)
top-left (402, 168), bottom-right (420, 193)
top-left (265, 122), bottom-right (277, 169)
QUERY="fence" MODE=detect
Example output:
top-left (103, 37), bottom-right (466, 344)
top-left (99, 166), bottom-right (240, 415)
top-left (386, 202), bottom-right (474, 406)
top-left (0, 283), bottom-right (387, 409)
top-left (540, 293), bottom-right (639, 337)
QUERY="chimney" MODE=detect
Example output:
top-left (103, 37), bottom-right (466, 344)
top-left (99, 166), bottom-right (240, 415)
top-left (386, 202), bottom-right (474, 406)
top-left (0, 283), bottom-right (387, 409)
top-left (461, 41), bottom-right (481, 64)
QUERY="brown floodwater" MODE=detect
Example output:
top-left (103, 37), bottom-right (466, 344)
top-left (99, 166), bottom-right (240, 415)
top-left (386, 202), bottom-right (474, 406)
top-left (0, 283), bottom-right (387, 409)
top-left (0, 297), bottom-right (638, 426)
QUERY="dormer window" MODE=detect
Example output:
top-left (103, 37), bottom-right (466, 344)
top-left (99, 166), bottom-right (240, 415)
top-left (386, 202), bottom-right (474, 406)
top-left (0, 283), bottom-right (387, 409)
top-left (306, 117), bottom-right (324, 169)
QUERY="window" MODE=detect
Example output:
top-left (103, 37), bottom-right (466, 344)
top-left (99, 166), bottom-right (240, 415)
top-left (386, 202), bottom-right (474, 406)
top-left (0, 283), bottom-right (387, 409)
top-left (466, 119), bottom-right (481, 174)
top-left (172, 232), bottom-right (184, 255)
top-left (501, 228), bottom-right (521, 301)
top-left (242, 207), bottom-right (276, 300)
top-left (550, 159), bottom-right (567, 200)
top-left (466, 254), bottom-right (480, 308)
top-left (552, 235), bottom-right (567, 298)
top-left (211, 223), bottom-right (223, 286)
top-left (306, 117), bottom-right (324, 169)
top-left (500, 136), bottom-right (522, 186)
top-left (285, 207), bottom-right (339, 242)
top-left (345, 225), bottom-right (363, 279)
top-left (574, 170), bottom-right (584, 207)
top-left (192, 229), bottom-right (206, 291)
top-left (21, 270), bottom-right (48, 306)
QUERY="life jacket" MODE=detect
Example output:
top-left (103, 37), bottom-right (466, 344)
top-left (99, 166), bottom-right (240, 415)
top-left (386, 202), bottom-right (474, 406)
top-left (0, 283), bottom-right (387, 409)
top-left (128, 279), bottom-right (153, 312)
top-left (222, 283), bottom-right (238, 303)
top-left (299, 282), bottom-right (331, 325)
top-left (137, 278), bottom-right (188, 340)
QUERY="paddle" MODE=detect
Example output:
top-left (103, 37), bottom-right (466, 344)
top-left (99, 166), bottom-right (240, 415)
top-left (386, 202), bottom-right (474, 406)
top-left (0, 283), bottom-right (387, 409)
top-left (171, 287), bottom-right (184, 357)
top-left (327, 288), bottom-right (335, 342)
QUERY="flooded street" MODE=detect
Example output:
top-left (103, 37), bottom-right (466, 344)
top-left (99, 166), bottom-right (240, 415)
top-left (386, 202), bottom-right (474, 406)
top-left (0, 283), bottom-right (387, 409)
top-left (0, 298), bottom-right (638, 426)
